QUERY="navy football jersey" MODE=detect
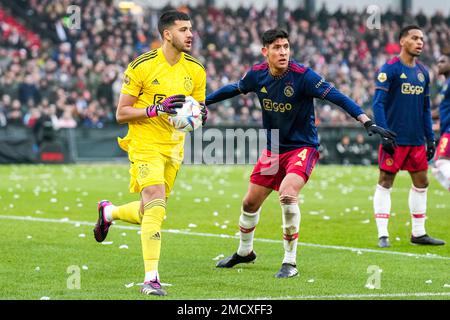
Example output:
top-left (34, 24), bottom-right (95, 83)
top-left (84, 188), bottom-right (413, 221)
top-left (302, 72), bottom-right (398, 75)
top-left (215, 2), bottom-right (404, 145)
top-left (439, 78), bottom-right (450, 135)
top-left (233, 60), bottom-right (363, 153)
top-left (373, 57), bottom-right (434, 145)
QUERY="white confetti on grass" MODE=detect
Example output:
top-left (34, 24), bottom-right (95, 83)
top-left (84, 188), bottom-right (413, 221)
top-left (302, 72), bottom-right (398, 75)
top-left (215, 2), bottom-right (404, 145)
top-left (444, 284), bottom-right (450, 288)
top-left (361, 219), bottom-right (370, 224)
top-left (35, 266), bottom-right (40, 271)
top-left (121, 232), bottom-right (127, 236)
top-left (102, 241), bottom-right (113, 245)
top-left (119, 245), bottom-right (129, 249)
top-left (82, 265), bottom-right (88, 270)
top-left (40, 296), bottom-right (50, 300)
top-left (323, 216), bottom-right (331, 220)
top-left (188, 223), bottom-right (197, 228)
top-left (50, 198), bottom-right (58, 203)
top-left (78, 234), bottom-right (86, 238)
top-left (27, 235), bottom-right (32, 239)
top-left (125, 282), bottom-right (135, 288)
top-left (425, 280), bottom-right (433, 284)
top-left (212, 254), bottom-right (224, 261)
top-left (308, 279), bottom-right (315, 283)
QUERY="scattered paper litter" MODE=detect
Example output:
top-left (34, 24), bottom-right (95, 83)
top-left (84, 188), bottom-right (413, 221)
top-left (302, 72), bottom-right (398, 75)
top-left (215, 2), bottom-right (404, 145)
top-left (361, 219), bottom-right (370, 224)
top-left (119, 245), bottom-right (129, 249)
top-left (82, 265), bottom-right (88, 270)
top-left (307, 279), bottom-right (315, 283)
top-left (78, 234), bottom-right (86, 238)
top-left (35, 267), bottom-right (40, 271)
top-left (27, 235), bottom-right (32, 239)
top-left (443, 284), bottom-right (450, 288)
top-left (125, 282), bottom-right (134, 288)
top-left (121, 232), bottom-right (127, 236)
top-left (323, 216), bottom-right (331, 220)
top-left (50, 198), bottom-right (58, 203)
top-left (188, 223), bottom-right (197, 228)
top-left (425, 280), bottom-right (432, 284)
top-left (161, 283), bottom-right (172, 287)
top-left (102, 241), bottom-right (113, 245)
top-left (212, 254), bottom-right (225, 261)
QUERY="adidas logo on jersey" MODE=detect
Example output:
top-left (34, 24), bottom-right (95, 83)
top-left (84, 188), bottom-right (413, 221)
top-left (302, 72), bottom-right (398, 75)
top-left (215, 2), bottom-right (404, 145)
top-left (400, 73), bottom-right (407, 79)
top-left (151, 79), bottom-right (160, 85)
top-left (260, 86), bottom-right (267, 93)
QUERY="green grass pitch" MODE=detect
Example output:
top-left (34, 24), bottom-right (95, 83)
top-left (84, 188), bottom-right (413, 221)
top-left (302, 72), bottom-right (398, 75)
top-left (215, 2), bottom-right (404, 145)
top-left (0, 164), bottom-right (449, 300)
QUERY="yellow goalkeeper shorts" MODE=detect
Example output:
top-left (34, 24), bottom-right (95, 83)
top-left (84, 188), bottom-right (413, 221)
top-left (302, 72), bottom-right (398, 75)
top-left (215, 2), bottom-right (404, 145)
top-left (128, 150), bottom-right (181, 196)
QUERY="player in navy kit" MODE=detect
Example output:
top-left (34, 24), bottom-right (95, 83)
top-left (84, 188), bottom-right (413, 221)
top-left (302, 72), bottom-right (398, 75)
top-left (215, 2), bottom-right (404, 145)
top-left (432, 47), bottom-right (450, 191)
top-left (372, 25), bottom-right (445, 248)
top-left (206, 29), bottom-right (396, 278)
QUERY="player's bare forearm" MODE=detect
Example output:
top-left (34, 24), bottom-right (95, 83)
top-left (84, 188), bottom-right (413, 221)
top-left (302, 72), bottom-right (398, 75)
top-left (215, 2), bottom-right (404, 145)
top-left (357, 114), bottom-right (371, 125)
top-left (116, 105), bottom-right (148, 124)
top-left (116, 93), bottom-right (146, 124)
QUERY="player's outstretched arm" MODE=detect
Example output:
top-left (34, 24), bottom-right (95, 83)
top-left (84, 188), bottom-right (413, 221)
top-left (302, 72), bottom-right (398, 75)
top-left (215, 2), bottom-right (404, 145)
top-left (206, 83), bottom-right (241, 106)
top-left (116, 94), bottom-right (185, 124)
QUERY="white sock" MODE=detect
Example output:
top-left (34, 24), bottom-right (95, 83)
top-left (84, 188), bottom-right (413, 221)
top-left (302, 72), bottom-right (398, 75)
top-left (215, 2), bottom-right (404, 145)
top-left (409, 186), bottom-right (427, 237)
top-left (103, 205), bottom-right (115, 222)
top-left (281, 203), bottom-right (300, 265)
top-left (373, 184), bottom-right (391, 238)
top-left (144, 270), bottom-right (159, 283)
top-left (237, 207), bottom-right (261, 257)
top-left (434, 159), bottom-right (450, 191)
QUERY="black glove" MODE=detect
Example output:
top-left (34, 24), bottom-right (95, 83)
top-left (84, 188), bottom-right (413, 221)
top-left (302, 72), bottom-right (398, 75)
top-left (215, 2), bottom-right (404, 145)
top-left (199, 102), bottom-right (208, 126)
top-left (426, 140), bottom-right (436, 161)
top-left (364, 121), bottom-right (397, 139)
top-left (381, 137), bottom-right (396, 156)
top-left (364, 120), bottom-right (397, 156)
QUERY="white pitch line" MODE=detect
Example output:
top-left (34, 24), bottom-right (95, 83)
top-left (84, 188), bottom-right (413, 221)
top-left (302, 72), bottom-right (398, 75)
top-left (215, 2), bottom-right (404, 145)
top-left (212, 292), bottom-right (450, 300)
top-left (1, 215), bottom-right (449, 261)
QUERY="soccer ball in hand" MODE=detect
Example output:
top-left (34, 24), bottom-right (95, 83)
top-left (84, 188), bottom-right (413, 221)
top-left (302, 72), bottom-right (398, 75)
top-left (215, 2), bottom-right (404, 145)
top-left (168, 96), bottom-right (203, 132)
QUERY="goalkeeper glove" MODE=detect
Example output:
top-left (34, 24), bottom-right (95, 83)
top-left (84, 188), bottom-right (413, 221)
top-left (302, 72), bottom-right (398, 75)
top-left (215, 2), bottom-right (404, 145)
top-left (200, 102), bottom-right (208, 126)
top-left (146, 94), bottom-right (185, 117)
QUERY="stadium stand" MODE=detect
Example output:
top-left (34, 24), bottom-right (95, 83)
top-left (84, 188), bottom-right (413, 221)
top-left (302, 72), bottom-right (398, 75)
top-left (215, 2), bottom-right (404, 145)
top-left (0, 0), bottom-right (449, 130)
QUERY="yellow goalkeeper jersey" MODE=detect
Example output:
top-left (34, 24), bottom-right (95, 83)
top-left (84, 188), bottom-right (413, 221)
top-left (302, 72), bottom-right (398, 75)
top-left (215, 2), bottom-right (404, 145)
top-left (118, 48), bottom-right (206, 160)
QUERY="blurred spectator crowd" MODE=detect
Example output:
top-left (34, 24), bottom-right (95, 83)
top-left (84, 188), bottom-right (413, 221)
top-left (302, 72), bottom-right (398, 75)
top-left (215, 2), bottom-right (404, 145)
top-left (0, 0), bottom-right (449, 130)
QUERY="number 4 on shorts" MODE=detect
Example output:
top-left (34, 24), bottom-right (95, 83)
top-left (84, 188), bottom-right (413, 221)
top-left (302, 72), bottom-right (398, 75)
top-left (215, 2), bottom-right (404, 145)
top-left (295, 149), bottom-right (308, 167)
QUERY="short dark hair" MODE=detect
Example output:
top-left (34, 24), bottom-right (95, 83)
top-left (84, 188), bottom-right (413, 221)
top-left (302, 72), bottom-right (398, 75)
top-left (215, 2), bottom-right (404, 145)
top-left (399, 25), bottom-right (422, 40)
top-left (158, 10), bottom-right (191, 37)
top-left (261, 29), bottom-right (289, 47)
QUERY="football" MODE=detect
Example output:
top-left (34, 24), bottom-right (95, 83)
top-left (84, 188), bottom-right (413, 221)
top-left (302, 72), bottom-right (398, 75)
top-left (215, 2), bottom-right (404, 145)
top-left (168, 96), bottom-right (203, 132)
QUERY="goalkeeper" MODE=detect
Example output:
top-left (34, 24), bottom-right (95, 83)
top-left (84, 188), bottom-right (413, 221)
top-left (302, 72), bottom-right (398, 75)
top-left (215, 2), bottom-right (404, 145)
top-left (93, 10), bottom-right (207, 296)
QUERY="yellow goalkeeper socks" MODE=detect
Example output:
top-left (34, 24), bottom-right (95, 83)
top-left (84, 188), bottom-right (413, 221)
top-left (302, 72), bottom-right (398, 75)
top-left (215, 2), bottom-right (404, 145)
top-left (141, 199), bottom-right (166, 276)
top-left (111, 201), bottom-right (142, 224)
